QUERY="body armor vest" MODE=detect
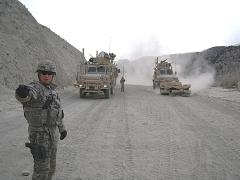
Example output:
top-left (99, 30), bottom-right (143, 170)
top-left (23, 82), bottom-right (61, 128)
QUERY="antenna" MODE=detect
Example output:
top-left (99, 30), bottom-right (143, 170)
top-left (82, 48), bottom-right (85, 57)
top-left (108, 36), bottom-right (112, 53)
top-left (174, 59), bottom-right (177, 75)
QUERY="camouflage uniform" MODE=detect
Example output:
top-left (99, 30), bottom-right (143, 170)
top-left (15, 61), bottom-right (66, 180)
top-left (120, 77), bottom-right (125, 92)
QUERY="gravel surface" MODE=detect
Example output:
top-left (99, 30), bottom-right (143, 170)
top-left (0, 85), bottom-right (240, 180)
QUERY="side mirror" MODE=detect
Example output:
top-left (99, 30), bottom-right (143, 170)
top-left (118, 69), bottom-right (120, 73)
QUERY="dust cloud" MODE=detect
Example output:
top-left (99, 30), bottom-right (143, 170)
top-left (117, 53), bottom-right (216, 94)
top-left (116, 39), bottom-right (161, 86)
top-left (117, 57), bottom-right (155, 86)
top-left (173, 55), bottom-right (216, 94)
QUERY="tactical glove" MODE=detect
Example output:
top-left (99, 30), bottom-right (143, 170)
top-left (60, 130), bottom-right (67, 140)
top-left (16, 85), bottom-right (30, 98)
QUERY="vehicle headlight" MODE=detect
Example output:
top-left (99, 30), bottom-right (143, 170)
top-left (103, 84), bottom-right (107, 88)
top-left (79, 84), bottom-right (83, 87)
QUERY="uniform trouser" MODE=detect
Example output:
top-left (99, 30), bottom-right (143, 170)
top-left (32, 147), bottom-right (57, 180)
top-left (121, 84), bottom-right (125, 92)
top-left (29, 129), bottom-right (58, 180)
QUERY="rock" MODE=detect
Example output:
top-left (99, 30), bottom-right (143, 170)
top-left (21, 171), bottom-right (30, 176)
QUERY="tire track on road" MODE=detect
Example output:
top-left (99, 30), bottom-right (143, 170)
top-left (168, 96), bottom-right (240, 179)
top-left (120, 93), bottom-right (135, 180)
top-left (57, 98), bottom-right (106, 180)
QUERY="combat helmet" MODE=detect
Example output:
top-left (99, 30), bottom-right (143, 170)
top-left (36, 60), bottom-right (56, 75)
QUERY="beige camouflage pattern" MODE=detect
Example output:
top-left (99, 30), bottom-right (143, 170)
top-left (36, 61), bottom-right (57, 74)
top-left (16, 81), bottom-right (65, 180)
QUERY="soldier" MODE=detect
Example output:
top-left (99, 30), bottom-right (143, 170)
top-left (120, 76), bottom-right (125, 92)
top-left (15, 60), bottom-right (67, 180)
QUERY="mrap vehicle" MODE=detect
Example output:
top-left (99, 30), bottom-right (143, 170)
top-left (74, 51), bottom-right (119, 98)
top-left (153, 58), bottom-right (191, 96)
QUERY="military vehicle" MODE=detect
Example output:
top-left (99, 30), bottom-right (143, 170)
top-left (74, 51), bottom-right (119, 98)
top-left (152, 58), bottom-right (191, 96)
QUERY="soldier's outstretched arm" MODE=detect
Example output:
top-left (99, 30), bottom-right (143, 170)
top-left (15, 83), bottom-right (39, 103)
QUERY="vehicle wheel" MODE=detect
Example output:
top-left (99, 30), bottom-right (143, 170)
top-left (104, 89), bottom-right (110, 99)
top-left (160, 89), bottom-right (163, 95)
top-left (169, 92), bottom-right (176, 96)
top-left (182, 93), bottom-right (190, 97)
top-left (79, 89), bottom-right (85, 98)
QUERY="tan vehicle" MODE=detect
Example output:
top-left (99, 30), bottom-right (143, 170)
top-left (74, 51), bottom-right (119, 98)
top-left (153, 58), bottom-right (191, 96)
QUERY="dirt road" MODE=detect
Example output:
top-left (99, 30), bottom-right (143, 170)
top-left (1, 85), bottom-right (240, 180)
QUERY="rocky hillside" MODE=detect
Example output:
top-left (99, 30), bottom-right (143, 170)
top-left (165, 46), bottom-right (240, 88)
top-left (202, 46), bottom-right (240, 87)
top-left (0, 0), bottom-right (85, 91)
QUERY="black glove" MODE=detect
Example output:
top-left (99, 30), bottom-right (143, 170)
top-left (16, 85), bottom-right (30, 98)
top-left (60, 130), bottom-right (67, 140)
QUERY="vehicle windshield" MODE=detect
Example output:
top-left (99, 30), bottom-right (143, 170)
top-left (159, 68), bottom-right (173, 75)
top-left (159, 69), bottom-right (166, 75)
top-left (87, 66), bottom-right (106, 74)
top-left (87, 67), bottom-right (97, 73)
top-left (167, 69), bottom-right (173, 75)
top-left (97, 66), bottom-right (106, 73)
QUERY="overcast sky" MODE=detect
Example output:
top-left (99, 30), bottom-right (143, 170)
top-left (19, 0), bottom-right (240, 60)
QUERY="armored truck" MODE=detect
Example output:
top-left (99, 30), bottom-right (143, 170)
top-left (74, 51), bottom-right (119, 98)
top-left (153, 58), bottom-right (191, 96)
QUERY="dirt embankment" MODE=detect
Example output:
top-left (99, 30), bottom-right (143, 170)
top-left (0, 0), bottom-right (86, 91)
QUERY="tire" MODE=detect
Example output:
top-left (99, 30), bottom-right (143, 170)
top-left (79, 89), bottom-right (85, 98)
top-left (104, 89), bottom-right (110, 99)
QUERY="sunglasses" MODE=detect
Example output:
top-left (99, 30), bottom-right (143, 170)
top-left (40, 71), bottom-right (54, 75)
